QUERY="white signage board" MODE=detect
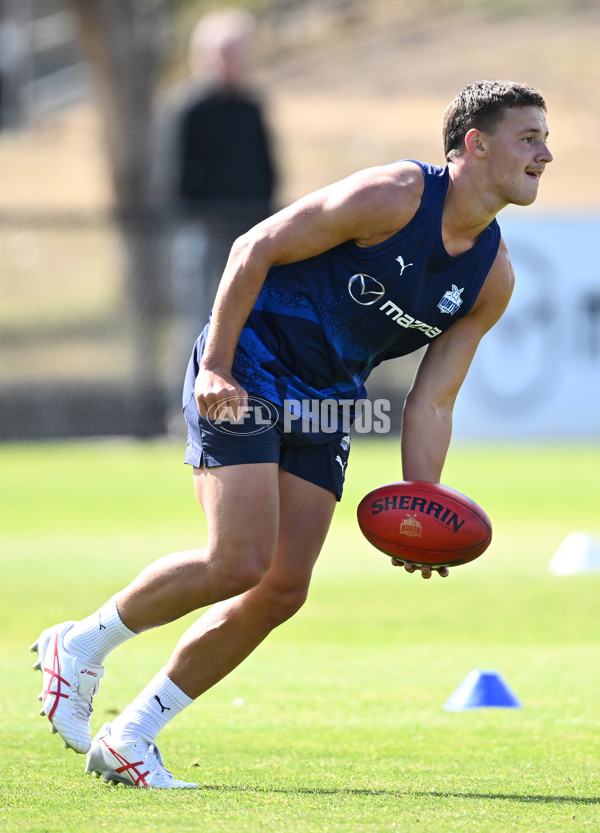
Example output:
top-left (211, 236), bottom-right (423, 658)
top-left (453, 215), bottom-right (600, 439)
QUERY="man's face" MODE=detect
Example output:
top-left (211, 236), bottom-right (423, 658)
top-left (483, 106), bottom-right (553, 206)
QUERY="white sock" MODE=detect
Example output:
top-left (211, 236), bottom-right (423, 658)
top-left (111, 669), bottom-right (193, 744)
top-left (64, 597), bottom-right (136, 666)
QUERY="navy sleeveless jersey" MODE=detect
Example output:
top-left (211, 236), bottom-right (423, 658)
top-left (189, 160), bottom-right (500, 437)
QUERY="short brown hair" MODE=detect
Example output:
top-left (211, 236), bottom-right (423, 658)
top-left (443, 80), bottom-right (547, 161)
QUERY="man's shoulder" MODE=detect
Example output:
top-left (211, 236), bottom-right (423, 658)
top-left (344, 160), bottom-right (428, 207)
top-left (334, 161), bottom-right (430, 246)
top-left (359, 159), bottom-right (426, 184)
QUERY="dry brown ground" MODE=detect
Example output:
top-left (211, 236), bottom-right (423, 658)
top-left (1, 1), bottom-right (599, 211)
top-left (258, 1), bottom-right (600, 208)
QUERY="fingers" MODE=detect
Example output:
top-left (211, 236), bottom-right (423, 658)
top-left (195, 370), bottom-right (248, 419)
top-left (390, 558), bottom-right (450, 579)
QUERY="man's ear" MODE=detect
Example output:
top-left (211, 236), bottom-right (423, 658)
top-left (464, 128), bottom-right (487, 157)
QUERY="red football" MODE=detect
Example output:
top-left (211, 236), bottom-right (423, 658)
top-left (357, 481), bottom-right (492, 568)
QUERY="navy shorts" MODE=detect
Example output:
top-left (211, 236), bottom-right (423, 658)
top-left (183, 397), bottom-right (351, 501)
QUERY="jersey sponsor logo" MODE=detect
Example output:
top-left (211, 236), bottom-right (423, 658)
top-left (348, 274), bottom-right (386, 305)
top-left (437, 284), bottom-right (464, 315)
top-left (379, 300), bottom-right (442, 339)
top-left (348, 274), bottom-right (442, 339)
top-left (395, 254), bottom-right (414, 275)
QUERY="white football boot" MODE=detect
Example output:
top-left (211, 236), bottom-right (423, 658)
top-left (30, 621), bottom-right (103, 754)
top-left (85, 723), bottom-right (198, 789)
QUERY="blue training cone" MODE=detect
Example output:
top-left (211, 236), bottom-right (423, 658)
top-left (443, 669), bottom-right (522, 711)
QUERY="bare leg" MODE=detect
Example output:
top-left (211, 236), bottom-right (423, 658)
top-left (114, 463), bottom-right (281, 632)
top-left (165, 467), bottom-right (337, 698)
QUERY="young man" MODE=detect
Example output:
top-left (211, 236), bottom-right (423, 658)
top-left (31, 80), bottom-right (552, 788)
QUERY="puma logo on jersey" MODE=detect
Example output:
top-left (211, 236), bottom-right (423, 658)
top-left (396, 255), bottom-right (414, 275)
top-left (335, 455), bottom-right (348, 473)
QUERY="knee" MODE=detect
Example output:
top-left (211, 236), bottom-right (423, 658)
top-left (209, 543), bottom-right (274, 600)
top-left (260, 582), bottom-right (309, 629)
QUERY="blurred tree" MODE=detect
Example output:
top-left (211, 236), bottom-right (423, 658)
top-left (66, 0), bottom-right (167, 206)
top-left (66, 0), bottom-right (169, 435)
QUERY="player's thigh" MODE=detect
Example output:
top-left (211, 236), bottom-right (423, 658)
top-left (267, 467), bottom-right (337, 588)
top-left (193, 462), bottom-right (280, 567)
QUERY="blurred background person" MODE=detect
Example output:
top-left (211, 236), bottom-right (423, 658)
top-left (159, 7), bottom-right (278, 419)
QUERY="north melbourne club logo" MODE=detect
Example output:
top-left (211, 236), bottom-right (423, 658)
top-left (437, 285), bottom-right (464, 315)
top-left (399, 514), bottom-right (422, 538)
top-left (348, 274), bottom-right (386, 306)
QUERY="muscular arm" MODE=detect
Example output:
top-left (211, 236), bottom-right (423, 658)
top-left (401, 239), bottom-right (515, 482)
top-left (195, 162), bottom-right (424, 416)
top-left (391, 240), bottom-right (514, 579)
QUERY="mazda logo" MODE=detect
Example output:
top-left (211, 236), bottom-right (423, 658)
top-left (348, 274), bottom-right (386, 306)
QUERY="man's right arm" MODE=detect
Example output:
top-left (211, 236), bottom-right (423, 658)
top-left (195, 162), bottom-right (424, 417)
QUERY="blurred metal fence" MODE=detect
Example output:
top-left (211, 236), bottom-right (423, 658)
top-left (0, 210), bottom-right (174, 440)
top-left (0, 208), bottom-right (415, 441)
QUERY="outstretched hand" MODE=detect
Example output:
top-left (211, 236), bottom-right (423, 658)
top-left (391, 558), bottom-right (450, 579)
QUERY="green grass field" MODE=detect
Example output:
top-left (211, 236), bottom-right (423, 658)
top-left (1, 438), bottom-right (599, 832)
